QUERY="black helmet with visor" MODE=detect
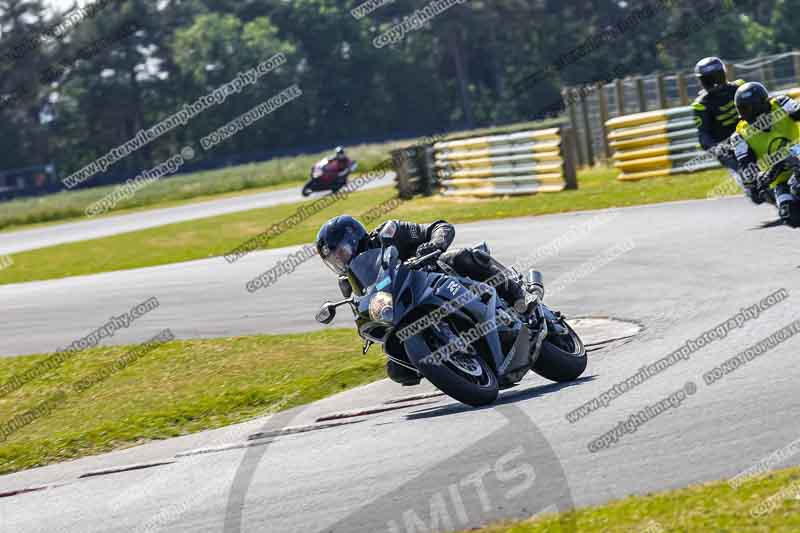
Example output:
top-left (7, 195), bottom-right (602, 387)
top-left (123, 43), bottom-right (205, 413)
top-left (316, 215), bottom-right (369, 275)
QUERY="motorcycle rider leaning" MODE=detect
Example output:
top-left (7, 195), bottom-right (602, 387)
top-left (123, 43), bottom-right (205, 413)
top-left (315, 215), bottom-right (533, 386)
top-left (691, 57), bottom-right (746, 179)
top-left (328, 146), bottom-right (355, 178)
top-left (732, 81), bottom-right (800, 221)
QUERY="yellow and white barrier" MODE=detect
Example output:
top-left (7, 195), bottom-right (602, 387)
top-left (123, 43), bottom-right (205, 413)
top-left (606, 107), bottom-right (716, 181)
top-left (432, 128), bottom-right (576, 196)
top-left (606, 87), bottom-right (800, 181)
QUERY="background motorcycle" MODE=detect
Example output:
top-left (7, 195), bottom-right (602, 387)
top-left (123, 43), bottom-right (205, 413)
top-left (302, 158), bottom-right (357, 197)
top-left (315, 222), bottom-right (587, 407)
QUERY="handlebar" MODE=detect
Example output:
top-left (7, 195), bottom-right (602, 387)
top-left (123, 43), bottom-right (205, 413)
top-left (405, 249), bottom-right (443, 270)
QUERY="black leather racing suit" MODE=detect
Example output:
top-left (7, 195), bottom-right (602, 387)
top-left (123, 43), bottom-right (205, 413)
top-left (339, 220), bottom-right (525, 305)
top-left (692, 79), bottom-right (745, 171)
top-left (366, 219), bottom-right (526, 306)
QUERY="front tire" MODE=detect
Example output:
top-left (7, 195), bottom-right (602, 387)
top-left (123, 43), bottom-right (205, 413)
top-left (402, 321), bottom-right (499, 407)
top-left (533, 320), bottom-right (587, 382)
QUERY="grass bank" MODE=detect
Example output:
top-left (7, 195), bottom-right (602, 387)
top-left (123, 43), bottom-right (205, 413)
top-left (0, 329), bottom-right (382, 475)
top-left (467, 465), bottom-right (800, 532)
top-left (0, 140), bottom-right (404, 232)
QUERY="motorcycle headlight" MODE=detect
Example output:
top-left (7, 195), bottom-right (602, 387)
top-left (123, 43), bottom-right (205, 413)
top-left (369, 292), bottom-right (394, 323)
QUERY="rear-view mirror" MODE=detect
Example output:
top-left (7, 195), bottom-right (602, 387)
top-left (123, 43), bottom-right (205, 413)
top-left (315, 303), bottom-right (336, 324)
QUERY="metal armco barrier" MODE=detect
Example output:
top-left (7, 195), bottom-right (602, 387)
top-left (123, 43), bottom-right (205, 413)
top-left (430, 127), bottom-right (578, 196)
top-left (607, 107), bottom-right (716, 181)
top-left (606, 87), bottom-right (800, 181)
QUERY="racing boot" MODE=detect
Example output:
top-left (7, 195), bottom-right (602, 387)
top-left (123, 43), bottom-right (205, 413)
top-left (469, 248), bottom-right (536, 319)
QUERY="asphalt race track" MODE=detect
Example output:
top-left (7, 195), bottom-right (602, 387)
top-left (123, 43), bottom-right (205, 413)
top-left (0, 171), bottom-right (394, 256)
top-left (2, 196), bottom-right (800, 532)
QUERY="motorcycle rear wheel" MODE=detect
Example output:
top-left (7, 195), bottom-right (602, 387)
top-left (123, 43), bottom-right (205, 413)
top-left (786, 201), bottom-right (800, 227)
top-left (532, 320), bottom-right (587, 382)
top-left (403, 320), bottom-right (498, 407)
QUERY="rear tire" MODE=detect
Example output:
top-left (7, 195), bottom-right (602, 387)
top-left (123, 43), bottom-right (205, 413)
top-left (403, 321), bottom-right (498, 407)
top-left (533, 320), bottom-right (587, 382)
top-left (787, 201), bottom-right (800, 227)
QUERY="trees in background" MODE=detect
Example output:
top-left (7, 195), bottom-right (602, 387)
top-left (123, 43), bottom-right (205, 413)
top-left (0, 0), bottom-right (794, 180)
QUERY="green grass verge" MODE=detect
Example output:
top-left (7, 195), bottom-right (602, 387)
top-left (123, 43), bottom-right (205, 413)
top-left (0, 140), bottom-right (406, 232)
top-left (0, 178), bottom-right (305, 235)
top-left (467, 465), bottom-right (800, 532)
top-left (0, 167), bottom-right (736, 285)
top-left (0, 329), bottom-right (383, 475)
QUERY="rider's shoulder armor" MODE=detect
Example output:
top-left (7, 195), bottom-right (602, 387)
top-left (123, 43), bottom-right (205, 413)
top-left (693, 90), bottom-right (709, 108)
top-left (773, 94), bottom-right (800, 115)
top-left (732, 130), bottom-right (750, 159)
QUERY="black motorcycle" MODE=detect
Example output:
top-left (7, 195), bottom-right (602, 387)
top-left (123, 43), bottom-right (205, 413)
top-left (315, 222), bottom-right (587, 407)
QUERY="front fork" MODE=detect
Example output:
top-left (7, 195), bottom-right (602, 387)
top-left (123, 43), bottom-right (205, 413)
top-left (541, 304), bottom-right (569, 336)
top-left (528, 305), bottom-right (549, 367)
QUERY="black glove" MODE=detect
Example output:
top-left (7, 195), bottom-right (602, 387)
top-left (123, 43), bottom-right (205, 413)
top-left (417, 222), bottom-right (455, 257)
top-left (415, 241), bottom-right (444, 257)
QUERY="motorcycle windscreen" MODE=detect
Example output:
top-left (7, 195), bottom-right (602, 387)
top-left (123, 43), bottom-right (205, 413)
top-left (348, 248), bottom-right (382, 294)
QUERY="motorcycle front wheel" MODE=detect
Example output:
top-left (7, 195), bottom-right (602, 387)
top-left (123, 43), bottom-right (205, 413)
top-left (532, 319), bottom-right (587, 382)
top-left (402, 320), bottom-right (498, 407)
top-left (301, 182), bottom-right (313, 197)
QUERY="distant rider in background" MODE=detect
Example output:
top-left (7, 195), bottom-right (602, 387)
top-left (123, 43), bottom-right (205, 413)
top-left (691, 57), bottom-right (747, 188)
top-left (327, 146), bottom-right (356, 179)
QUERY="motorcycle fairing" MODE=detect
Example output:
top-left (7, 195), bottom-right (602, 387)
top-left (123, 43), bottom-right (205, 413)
top-left (390, 265), bottom-right (507, 371)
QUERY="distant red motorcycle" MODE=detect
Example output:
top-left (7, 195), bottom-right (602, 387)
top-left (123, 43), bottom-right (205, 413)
top-left (302, 157), bottom-right (358, 197)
